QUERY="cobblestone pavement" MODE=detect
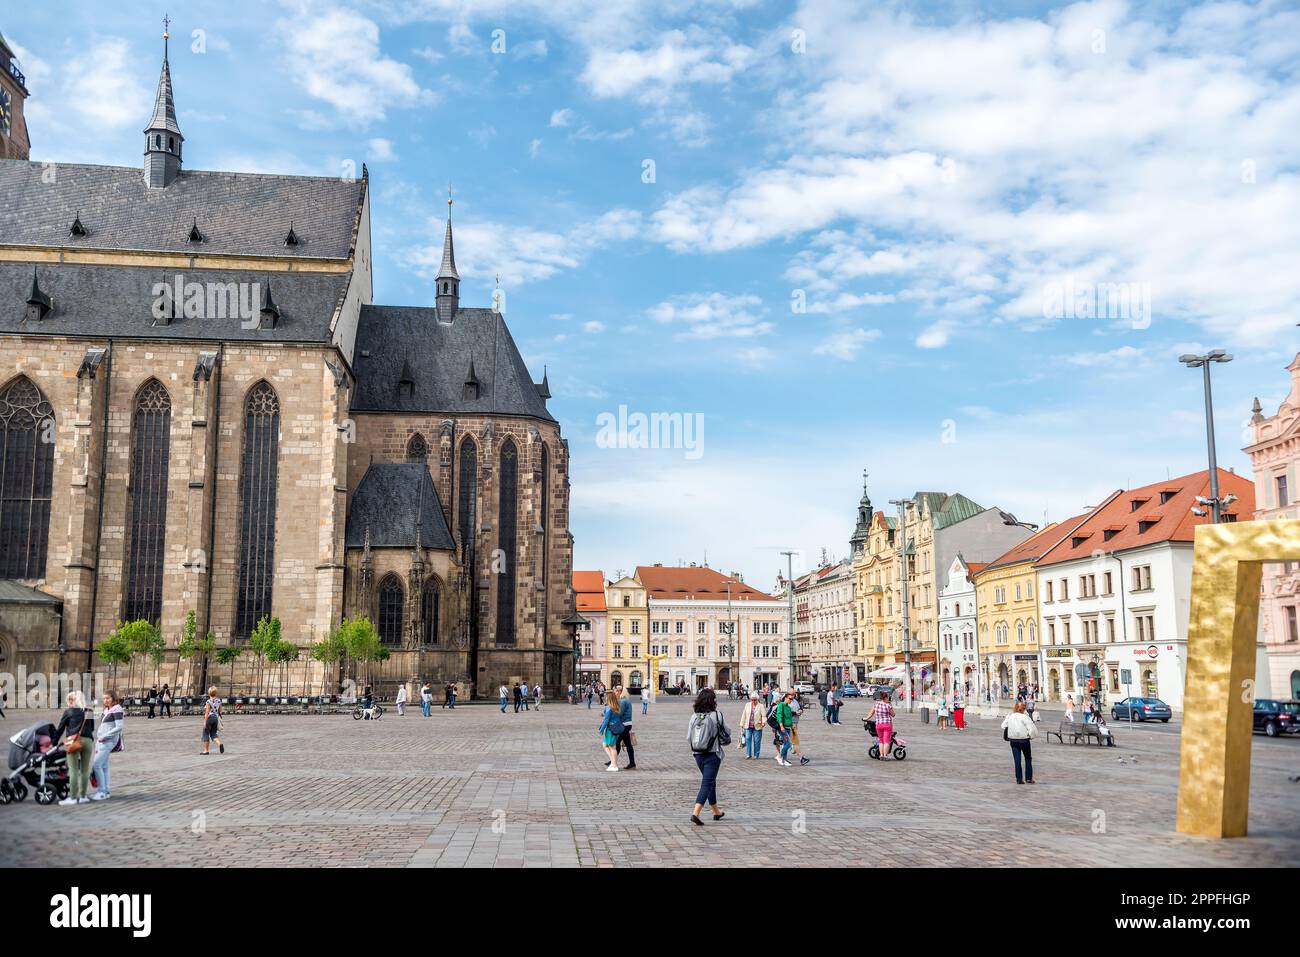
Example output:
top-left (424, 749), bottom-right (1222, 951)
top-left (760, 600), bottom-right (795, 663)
top-left (1, 698), bottom-right (1296, 867)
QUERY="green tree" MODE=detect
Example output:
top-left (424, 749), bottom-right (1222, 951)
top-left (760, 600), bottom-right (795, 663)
top-left (334, 617), bottom-right (384, 691)
top-left (105, 620), bottom-right (161, 694)
top-left (266, 638), bottom-right (299, 695)
top-left (97, 631), bottom-right (132, 687)
top-left (177, 612), bottom-right (217, 694)
top-left (215, 646), bottom-right (243, 695)
top-left (248, 616), bottom-right (283, 696)
top-left (310, 630), bottom-right (347, 696)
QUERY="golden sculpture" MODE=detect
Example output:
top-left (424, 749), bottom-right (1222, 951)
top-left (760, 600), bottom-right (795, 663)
top-left (1177, 518), bottom-right (1300, 838)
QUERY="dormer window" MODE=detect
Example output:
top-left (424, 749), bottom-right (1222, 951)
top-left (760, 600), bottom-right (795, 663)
top-left (1130, 498), bottom-right (1148, 512)
top-left (1159, 489), bottom-right (1179, 504)
top-left (69, 214), bottom-right (88, 238)
top-left (187, 220), bottom-right (204, 243)
top-left (463, 381), bottom-right (479, 401)
top-left (1138, 519), bottom-right (1158, 533)
top-left (1071, 536), bottom-right (1087, 548)
top-left (1102, 528), bottom-right (1119, 542)
top-left (284, 224), bottom-right (300, 247)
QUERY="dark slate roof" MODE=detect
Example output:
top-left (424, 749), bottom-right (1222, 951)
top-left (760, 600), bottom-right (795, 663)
top-left (0, 161), bottom-right (364, 259)
top-left (351, 306), bottom-right (554, 421)
top-left (0, 261), bottom-right (349, 342)
top-left (147, 56), bottom-right (182, 136)
top-left (345, 463), bottom-right (456, 550)
top-left (0, 580), bottom-right (62, 605)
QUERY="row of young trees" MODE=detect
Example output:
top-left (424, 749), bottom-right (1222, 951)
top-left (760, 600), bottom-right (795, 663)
top-left (96, 612), bottom-right (388, 696)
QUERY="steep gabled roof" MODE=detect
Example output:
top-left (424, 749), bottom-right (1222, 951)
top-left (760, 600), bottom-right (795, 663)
top-left (350, 305), bottom-right (554, 420)
top-left (573, 571), bottom-right (607, 612)
top-left (0, 162), bottom-right (366, 260)
top-left (345, 463), bottom-right (455, 550)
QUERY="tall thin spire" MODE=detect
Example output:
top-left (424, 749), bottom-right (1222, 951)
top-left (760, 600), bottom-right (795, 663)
top-left (435, 186), bottom-right (461, 322)
top-left (144, 15), bottom-right (184, 188)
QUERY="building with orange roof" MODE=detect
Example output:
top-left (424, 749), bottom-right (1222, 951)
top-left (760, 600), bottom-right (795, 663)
top-left (600, 573), bottom-right (646, 690)
top-left (635, 563), bottom-right (788, 691)
top-left (853, 509), bottom-right (899, 674)
top-left (1245, 354), bottom-right (1300, 700)
top-left (972, 517), bottom-right (1090, 701)
top-left (1033, 468), bottom-right (1255, 711)
top-left (572, 571), bottom-right (607, 687)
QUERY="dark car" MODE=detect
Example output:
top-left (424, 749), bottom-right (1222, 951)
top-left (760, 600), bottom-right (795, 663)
top-left (1111, 697), bottom-right (1172, 722)
top-left (839, 685), bottom-right (863, 697)
top-left (1253, 699), bottom-right (1300, 737)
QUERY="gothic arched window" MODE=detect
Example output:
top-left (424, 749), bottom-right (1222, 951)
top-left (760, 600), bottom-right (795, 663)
top-left (235, 382), bottom-right (280, 638)
top-left (422, 577), bottom-right (440, 645)
top-left (406, 433), bottom-right (428, 462)
top-left (124, 380), bottom-right (171, 624)
top-left (378, 573), bottom-right (404, 645)
top-left (0, 376), bottom-right (55, 579)
top-left (538, 443), bottom-right (549, 631)
top-left (496, 436), bottom-right (519, 645)
top-left (458, 437), bottom-right (478, 646)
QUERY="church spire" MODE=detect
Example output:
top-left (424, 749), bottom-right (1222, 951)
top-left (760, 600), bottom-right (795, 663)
top-left (143, 15), bottom-right (184, 189)
top-left (850, 469), bottom-right (873, 556)
top-left (435, 186), bottom-right (460, 323)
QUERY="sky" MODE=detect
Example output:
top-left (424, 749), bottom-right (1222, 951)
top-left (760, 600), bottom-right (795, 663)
top-left (6, 0), bottom-right (1298, 590)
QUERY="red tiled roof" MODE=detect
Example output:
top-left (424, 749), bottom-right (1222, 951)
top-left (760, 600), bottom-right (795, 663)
top-left (965, 562), bottom-right (989, 576)
top-left (572, 570), bottom-right (606, 612)
top-left (635, 565), bottom-right (777, 601)
top-left (1035, 469), bottom-right (1256, 567)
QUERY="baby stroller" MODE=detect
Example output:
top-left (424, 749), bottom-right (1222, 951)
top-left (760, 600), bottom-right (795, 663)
top-left (1, 722), bottom-right (71, 805)
top-left (862, 716), bottom-right (908, 761)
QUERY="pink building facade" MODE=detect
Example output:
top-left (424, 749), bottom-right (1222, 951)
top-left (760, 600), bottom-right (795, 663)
top-left (1246, 353), bottom-right (1300, 700)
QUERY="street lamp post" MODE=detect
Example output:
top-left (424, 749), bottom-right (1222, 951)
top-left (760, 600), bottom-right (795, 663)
top-left (781, 551), bottom-right (796, 690)
top-left (890, 498), bottom-right (914, 713)
top-left (721, 578), bottom-right (739, 696)
top-left (1179, 350), bottom-right (1235, 523)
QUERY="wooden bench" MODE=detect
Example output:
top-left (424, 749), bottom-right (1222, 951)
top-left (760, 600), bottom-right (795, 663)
top-left (1045, 720), bottom-right (1105, 745)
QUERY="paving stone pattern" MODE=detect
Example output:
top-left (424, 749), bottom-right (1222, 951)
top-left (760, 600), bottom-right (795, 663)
top-left (1, 698), bottom-right (1296, 867)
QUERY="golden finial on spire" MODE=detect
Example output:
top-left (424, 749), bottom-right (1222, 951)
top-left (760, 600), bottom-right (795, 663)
top-left (163, 13), bottom-right (171, 57)
top-left (447, 183), bottom-right (453, 208)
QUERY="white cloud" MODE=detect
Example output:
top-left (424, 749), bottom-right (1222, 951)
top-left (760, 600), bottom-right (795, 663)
top-left (647, 293), bottom-right (773, 341)
top-left (813, 328), bottom-right (881, 360)
top-left (277, 6), bottom-right (430, 124)
top-left (367, 137), bottom-right (396, 161)
top-left (1062, 346), bottom-right (1145, 367)
top-left (411, 46), bottom-right (443, 62)
top-left (582, 30), bottom-right (754, 103)
top-left (584, 320), bottom-right (607, 333)
top-left (916, 320), bottom-right (956, 349)
top-left (528, 137), bottom-right (541, 159)
top-left (549, 108), bottom-right (576, 128)
top-left (513, 39), bottom-right (548, 59)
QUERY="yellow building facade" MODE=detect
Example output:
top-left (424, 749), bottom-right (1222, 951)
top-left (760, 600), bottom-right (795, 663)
top-left (854, 511), bottom-right (899, 671)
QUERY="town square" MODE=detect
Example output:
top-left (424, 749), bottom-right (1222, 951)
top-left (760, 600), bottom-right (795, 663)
top-left (0, 0), bottom-right (1297, 919)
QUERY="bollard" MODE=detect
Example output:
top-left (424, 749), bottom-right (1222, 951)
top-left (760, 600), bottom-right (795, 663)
top-left (921, 706), bottom-right (930, 723)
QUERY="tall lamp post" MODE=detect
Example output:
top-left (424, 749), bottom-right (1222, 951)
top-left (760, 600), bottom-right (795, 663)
top-left (890, 498), bottom-right (915, 713)
top-left (721, 578), bottom-right (738, 696)
top-left (1179, 350), bottom-right (1236, 523)
top-left (781, 551), bottom-right (797, 690)
top-left (561, 612), bottom-right (589, 700)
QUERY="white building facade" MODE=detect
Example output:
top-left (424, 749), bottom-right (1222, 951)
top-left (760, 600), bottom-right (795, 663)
top-left (805, 559), bottom-right (858, 686)
top-left (937, 556), bottom-right (980, 697)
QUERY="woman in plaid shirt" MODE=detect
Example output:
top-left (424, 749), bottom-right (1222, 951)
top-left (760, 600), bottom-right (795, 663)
top-left (872, 691), bottom-right (896, 759)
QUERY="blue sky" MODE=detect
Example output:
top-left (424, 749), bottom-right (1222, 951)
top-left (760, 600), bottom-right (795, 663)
top-left (7, 0), bottom-right (1298, 588)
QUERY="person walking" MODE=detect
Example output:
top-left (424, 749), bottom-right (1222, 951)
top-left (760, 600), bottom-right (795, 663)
top-left (771, 691), bottom-right (795, 766)
top-left (1001, 700), bottom-right (1037, 784)
top-left (739, 691), bottom-right (765, 759)
top-left (567, 683), bottom-right (575, 706)
top-left (90, 691), bottom-right (124, 801)
top-left (597, 690), bottom-right (623, 771)
top-left (520, 682), bottom-right (530, 711)
top-left (395, 682), bottom-right (408, 716)
top-left (146, 684), bottom-right (159, 719)
top-left (1064, 694), bottom-right (1076, 722)
top-left (513, 683), bottom-right (523, 713)
top-left (688, 688), bottom-right (729, 825)
top-left (420, 682), bottom-right (433, 717)
top-left (533, 683), bottom-right (543, 712)
top-left (499, 683), bottom-right (509, 713)
top-left (937, 691), bottom-right (950, 729)
top-left (641, 688), bottom-right (650, 715)
top-left (788, 690), bottom-right (811, 765)
top-left (53, 690), bottom-right (93, 805)
top-left (871, 690), bottom-right (895, 760)
top-left (159, 684), bottom-right (173, 719)
top-left (585, 683), bottom-right (595, 709)
top-left (611, 685), bottom-right (637, 769)
top-left (1025, 688), bottom-right (1037, 724)
top-left (1082, 696), bottom-right (1094, 723)
top-left (952, 686), bottom-right (966, 730)
top-left (200, 686), bottom-right (224, 756)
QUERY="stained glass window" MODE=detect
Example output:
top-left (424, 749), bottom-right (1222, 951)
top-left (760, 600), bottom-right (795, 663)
top-left (124, 380), bottom-right (171, 624)
top-left (496, 437), bottom-right (518, 645)
top-left (378, 573), bottom-right (404, 645)
top-left (0, 376), bottom-right (55, 579)
top-left (235, 382), bottom-right (280, 638)
top-left (458, 438), bottom-right (477, 644)
top-left (406, 433), bottom-right (427, 462)
top-left (422, 577), bottom-right (439, 645)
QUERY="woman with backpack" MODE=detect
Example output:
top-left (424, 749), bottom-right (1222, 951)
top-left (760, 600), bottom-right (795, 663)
top-left (53, 690), bottom-right (93, 805)
top-left (688, 688), bottom-right (730, 825)
top-left (597, 690), bottom-right (623, 771)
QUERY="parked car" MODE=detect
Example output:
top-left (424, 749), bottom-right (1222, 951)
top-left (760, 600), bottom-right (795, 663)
top-left (1111, 697), bottom-right (1172, 722)
top-left (1252, 699), bottom-right (1300, 737)
top-left (839, 684), bottom-right (863, 697)
top-left (794, 681), bottom-right (816, 694)
top-left (864, 684), bottom-right (895, 698)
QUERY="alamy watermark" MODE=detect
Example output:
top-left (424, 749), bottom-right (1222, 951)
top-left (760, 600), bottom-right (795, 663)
top-left (151, 274), bottom-right (262, 328)
top-left (0, 668), bottom-right (105, 709)
top-left (1042, 277), bottom-right (1152, 329)
top-left (595, 405), bottom-right (705, 460)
